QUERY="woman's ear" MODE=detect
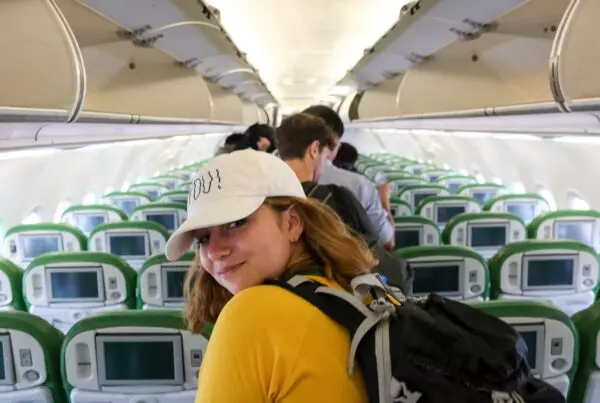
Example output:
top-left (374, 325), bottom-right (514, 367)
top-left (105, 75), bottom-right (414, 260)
top-left (283, 205), bottom-right (304, 242)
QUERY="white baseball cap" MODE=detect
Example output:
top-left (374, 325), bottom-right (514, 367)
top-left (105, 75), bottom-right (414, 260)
top-left (165, 148), bottom-right (306, 261)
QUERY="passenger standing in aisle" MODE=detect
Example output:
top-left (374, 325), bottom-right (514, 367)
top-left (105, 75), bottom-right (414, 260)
top-left (166, 149), bottom-right (372, 402)
top-left (302, 105), bottom-right (396, 251)
top-left (276, 113), bottom-right (411, 291)
top-left (245, 123), bottom-right (276, 153)
top-left (333, 142), bottom-right (359, 172)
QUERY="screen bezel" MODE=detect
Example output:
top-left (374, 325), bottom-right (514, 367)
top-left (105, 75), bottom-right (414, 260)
top-left (412, 191), bottom-right (439, 208)
top-left (513, 324), bottom-right (545, 375)
top-left (553, 220), bottom-right (595, 245)
top-left (145, 189), bottom-right (160, 199)
top-left (96, 334), bottom-right (184, 386)
top-left (46, 266), bottom-right (105, 303)
top-left (0, 334), bottom-right (15, 386)
top-left (143, 211), bottom-right (178, 231)
top-left (74, 213), bottom-right (107, 234)
top-left (505, 202), bottom-right (536, 223)
top-left (161, 265), bottom-right (189, 302)
top-left (409, 260), bottom-right (464, 297)
top-left (467, 223), bottom-right (509, 249)
top-left (19, 234), bottom-right (62, 260)
top-left (522, 254), bottom-right (577, 291)
top-left (169, 196), bottom-right (188, 204)
top-left (113, 198), bottom-right (139, 215)
top-left (394, 227), bottom-right (422, 248)
top-left (107, 232), bottom-right (150, 259)
top-left (434, 204), bottom-right (466, 225)
top-left (471, 190), bottom-right (496, 205)
top-left (446, 181), bottom-right (468, 193)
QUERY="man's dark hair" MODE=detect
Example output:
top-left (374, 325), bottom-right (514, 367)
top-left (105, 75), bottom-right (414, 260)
top-left (302, 104), bottom-right (345, 138)
top-left (333, 142), bottom-right (358, 171)
top-left (223, 133), bottom-right (250, 151)
top-left (224, 133), bottom-right (247, 146)
top-left (245, 123), bottom-right (276, 152)
top-left (276, 113), bottom-right (333, 160)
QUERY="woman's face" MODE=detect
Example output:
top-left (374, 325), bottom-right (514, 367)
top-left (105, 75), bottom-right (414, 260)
top-left (195, 204), bottom-right (302, 294)
top-left (257, 136), bottom-right (271, 151)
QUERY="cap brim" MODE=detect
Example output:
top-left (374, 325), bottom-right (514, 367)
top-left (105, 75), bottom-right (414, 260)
top-left (165, 195), bottom-right (266, 261)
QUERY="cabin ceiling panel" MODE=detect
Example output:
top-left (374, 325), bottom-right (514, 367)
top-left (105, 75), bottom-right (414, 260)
top-left (206, 0), bottom-right (405, 111)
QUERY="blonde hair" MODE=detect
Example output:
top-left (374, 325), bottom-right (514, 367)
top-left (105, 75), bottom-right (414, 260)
top-left (183, 196), bottom-right (377, 333)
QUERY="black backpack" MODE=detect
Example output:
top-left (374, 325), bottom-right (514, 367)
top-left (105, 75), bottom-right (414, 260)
top-left (265, 273), bottom-right (565, 403)
top-left (302, 182), bottom-right (413, 293)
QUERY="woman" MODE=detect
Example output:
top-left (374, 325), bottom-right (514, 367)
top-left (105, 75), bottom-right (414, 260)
top-left (245, 123), bottom-right (277, 153)
top-left (165, 148), bottom-right (375, 402)
top-left (333, 142), bottom-right (361, 173)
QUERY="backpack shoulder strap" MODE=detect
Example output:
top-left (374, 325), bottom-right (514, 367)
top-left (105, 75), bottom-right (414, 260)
top-left (263, 275), bottom-right (391, 375)
top-left (304, 182), bottom-right (334, 203)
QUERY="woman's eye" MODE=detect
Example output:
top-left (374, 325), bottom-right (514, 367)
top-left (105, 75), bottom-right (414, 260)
top-left (227, 218), bottom-right (247, 229)
top-left (197, 235), bottom-right (210, 245)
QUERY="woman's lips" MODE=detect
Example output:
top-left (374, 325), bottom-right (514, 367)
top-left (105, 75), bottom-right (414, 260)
top-left (217, 262), bottom-right (244, 275)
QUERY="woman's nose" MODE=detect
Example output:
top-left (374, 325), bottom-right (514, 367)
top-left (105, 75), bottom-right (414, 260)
top-left (205, 231), bottom-right (231, 260)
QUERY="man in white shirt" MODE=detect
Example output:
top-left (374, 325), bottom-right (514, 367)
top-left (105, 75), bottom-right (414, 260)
top-left (302, 105), bottom-right (395, 251)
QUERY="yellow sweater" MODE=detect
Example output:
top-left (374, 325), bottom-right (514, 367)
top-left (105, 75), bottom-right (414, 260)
top-left (195, 276), bottom-right (368, 402)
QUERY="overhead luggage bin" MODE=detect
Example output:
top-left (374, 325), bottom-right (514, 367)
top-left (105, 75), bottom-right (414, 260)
top-left (442, 212), bottom-right (527, 259)
top-left (3, 224), bottom-right (87, 268)
top-left (472, 299), bottom-right (577, 397)
top-left (551, 0), bottom-right (600, 112)
top-left (393, 216), bottom-right (441, 249)
top-left (528, 210), bottom-right (600, 253)
top-left (88, 222), bottom-right (169, 271)
top-left (51, 0), bottom-right (273, 123)
top-left (343, 0), bottom-right (571, 120)
top-left (101, 191), bottom-right (152, 216)
top-left (0, 0), bottom-right (85, 124)
top-left (137, 252), bottom-right (195, 310)
top-left (0, 258), bottom-right (24, 312)
top-left (61, 311), bottom-right (209, 403)
top-left (395, 245), bottom-right (489, 301)
top-left (0, 0), bottom-right (255, 150)
top-left (23, 252), bottom-right (136, 334)
top-left (415, 195), bottom-right (481, 229)
top-left (489, 240), bottom-right (600, 317)
top-left (61, 204), bottom-right (128, 236)
top-left (484, 194), bottom-right (551, 225)
top-left (0, 311), bottom-right (66, 403)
